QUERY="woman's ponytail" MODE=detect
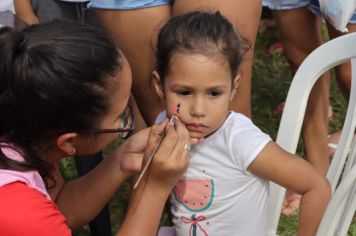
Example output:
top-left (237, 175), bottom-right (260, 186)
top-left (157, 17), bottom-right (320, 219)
top-left (0, 21), bottom-right (121, 185)
top-left (0, 27), bottom-right (24, 91)
top-left (0, 27), bottom-right (24, 134)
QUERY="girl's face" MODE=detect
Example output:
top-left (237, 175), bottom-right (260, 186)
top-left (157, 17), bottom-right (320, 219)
top-left (159, 53), bottom-right (238, 139)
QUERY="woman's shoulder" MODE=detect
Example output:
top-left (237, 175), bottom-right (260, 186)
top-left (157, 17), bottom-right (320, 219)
top-left (0, 182), bottom-right (71, 236)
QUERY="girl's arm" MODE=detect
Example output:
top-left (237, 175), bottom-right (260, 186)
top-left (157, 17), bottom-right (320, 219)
top-left (14, 0), bottom-right (39, 25)
top-left (248, 142), bottom-right (331, 236)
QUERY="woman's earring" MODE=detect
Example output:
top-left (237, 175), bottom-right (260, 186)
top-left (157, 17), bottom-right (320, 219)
top-left (67, 148), bottom-right (76, 156)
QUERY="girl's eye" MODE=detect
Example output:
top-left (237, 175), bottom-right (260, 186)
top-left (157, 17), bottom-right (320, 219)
top-left (208, 91), bottom-right (222, 96)
top-left (177, 90), bottom-right (191, 96)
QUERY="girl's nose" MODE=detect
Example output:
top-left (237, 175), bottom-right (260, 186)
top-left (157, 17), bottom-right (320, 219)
top-left (190, 97), bottom-right (205, 117)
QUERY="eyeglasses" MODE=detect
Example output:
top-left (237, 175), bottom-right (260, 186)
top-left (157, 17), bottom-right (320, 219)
top-left (82, 105), bottom-right (135, 139)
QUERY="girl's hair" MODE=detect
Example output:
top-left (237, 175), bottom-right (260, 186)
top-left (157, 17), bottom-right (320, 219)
top-left (0, 20), bottom-right (121, 184)
top-left (155, 11), bottom-right (250, 83)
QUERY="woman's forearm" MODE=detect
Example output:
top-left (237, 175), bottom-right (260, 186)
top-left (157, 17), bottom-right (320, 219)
top-left (55, 148), bottom-right (128, 229)
top-left (117, 177), bottom-right (171, 236)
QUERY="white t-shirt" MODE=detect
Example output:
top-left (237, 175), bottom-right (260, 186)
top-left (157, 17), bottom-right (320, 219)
top-left (170, 112), bottom-right (272, 236)
top-left (0, 0), bottom-right (14, 13)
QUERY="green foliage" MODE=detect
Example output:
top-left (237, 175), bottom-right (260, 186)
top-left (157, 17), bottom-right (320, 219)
top-left (278, 214), bottom-right (299, 235)
top-left (58, 157), bottom-right (78, 182)
top-left (349, 220), bottom-right (356, 236)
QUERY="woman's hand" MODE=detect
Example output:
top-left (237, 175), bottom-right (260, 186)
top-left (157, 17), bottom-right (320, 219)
top-left (116, 118), bottom-right (176, 176)
top-left (117, 127), bottom-right (150, 175)
top-left (117, 117), bottom-right (197, 181)
top-left (118, 118), bottom-right (192, 236)
top-left (145, 117), bottom-right (191, 188)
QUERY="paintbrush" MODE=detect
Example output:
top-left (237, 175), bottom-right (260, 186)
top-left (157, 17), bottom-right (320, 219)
top-left (133, 103), bottom-right (180, 190)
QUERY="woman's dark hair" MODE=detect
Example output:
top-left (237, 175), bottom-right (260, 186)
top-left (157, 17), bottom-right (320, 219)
top-left (155, 11), bottom-right (250, 83)
top-left (0, 20), bottom-right (121, 185)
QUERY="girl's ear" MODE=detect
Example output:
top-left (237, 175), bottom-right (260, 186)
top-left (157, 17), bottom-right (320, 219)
top-left (151, 71), bottom-right (165, 100)
top-left (230, 74), bottom-right (241, 101)
top-left (56, 133), bottom-right (78, 156)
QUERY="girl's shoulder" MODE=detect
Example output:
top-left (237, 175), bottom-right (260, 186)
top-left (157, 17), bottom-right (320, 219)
top-left (224, 111), bottom-right (259, 132)
top-left (221, 111), bottom-right (271, 149)
top-left (0, 182), bottom-right (71, 236)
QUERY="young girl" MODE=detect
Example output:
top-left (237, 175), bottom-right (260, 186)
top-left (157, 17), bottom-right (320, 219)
top-left (152, 11), bottom-right (331, 236)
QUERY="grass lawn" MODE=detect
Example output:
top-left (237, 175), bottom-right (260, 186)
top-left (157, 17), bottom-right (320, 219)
top-left (60, 10), bottom-right (356, 236)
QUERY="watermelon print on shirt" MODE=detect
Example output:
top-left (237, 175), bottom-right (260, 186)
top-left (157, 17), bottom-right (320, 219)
top-left (173, 178), bottom-right (214, 236)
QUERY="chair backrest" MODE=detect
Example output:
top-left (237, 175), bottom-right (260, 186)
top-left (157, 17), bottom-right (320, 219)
top-left (266, 32), bottom-right (356, 236)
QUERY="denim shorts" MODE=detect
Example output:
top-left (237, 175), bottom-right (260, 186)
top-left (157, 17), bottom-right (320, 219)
top-left (88, 0), bottom-right (174, 10)
top-left (263, 0), bottom-right (356, 24)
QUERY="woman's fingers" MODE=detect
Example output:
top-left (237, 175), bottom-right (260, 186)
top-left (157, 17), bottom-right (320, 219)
top-left (123, 127), bottom-right (150, 153)
top-left (120, 153), bottom-right (143, 174)
top-left (168, 117), bottom-right (190, 167)
top-left (145, 118), bottom-right (169, 153)
top-left (112, 128), bottom-right (150, 175)
top-left (149, 117), bottom-right (190, 186)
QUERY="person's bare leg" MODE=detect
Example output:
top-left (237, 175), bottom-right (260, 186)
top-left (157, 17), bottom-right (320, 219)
top-left (273, 7), bottom-right (330, 216)
top-left (273, 7), bottom-right (330, 175)
top-left (95, 6), bottom-right (171, 125)
top-left (326, 23), bottom-right (356, 101)
top-left (173, 0), bottom-right (262, 117)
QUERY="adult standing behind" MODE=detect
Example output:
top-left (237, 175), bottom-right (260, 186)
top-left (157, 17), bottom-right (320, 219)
top-left (0, 20), bottom-right (192, 236)
top-left (263, 0), bottom-right (356, 215)
top-left (89, 0), bottom-right (262, 125)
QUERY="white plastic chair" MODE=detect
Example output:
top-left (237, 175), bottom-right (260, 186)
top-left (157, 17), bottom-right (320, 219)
top-left (266, 32), bottom-right (356, 236)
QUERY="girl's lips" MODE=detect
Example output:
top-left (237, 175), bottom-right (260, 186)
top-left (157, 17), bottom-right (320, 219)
top-left (185, 123), bottom-right (208, 132)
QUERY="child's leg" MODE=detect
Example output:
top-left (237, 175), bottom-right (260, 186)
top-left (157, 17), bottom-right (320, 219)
top-left (95, 5), bottom-right (172, 125)
top-left (172, 0), bottom-right (263, 117)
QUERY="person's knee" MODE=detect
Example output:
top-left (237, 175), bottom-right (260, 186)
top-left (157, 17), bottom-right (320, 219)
top-left (282, 43), bottom-right (311, 72)
top-left (284, 53), bottom-right (305, 72)
top-left (281, 36), bottom-right (323, 72)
